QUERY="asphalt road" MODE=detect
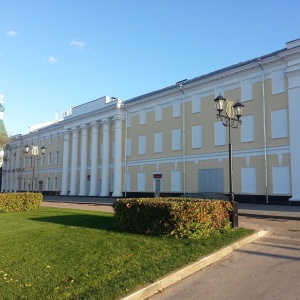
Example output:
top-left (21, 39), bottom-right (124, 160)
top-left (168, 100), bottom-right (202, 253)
top-left (148, 215), bottom-right (300, 300)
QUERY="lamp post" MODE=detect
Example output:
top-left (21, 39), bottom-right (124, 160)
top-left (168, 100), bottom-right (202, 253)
top-left (24, 145), bottom-right (46, 192)
top-left (214, 95), bottom-right (244, 202)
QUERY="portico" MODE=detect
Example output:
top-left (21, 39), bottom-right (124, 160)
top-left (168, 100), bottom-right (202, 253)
top-left (60, 97), bottom-right (125, 197)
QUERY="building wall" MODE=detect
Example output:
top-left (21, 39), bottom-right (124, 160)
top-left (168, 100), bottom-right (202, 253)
top-left (2, 39), bottom-right (300, 202)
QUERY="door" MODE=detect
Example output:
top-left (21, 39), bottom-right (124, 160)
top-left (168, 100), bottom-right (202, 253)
top-left (154, 179), bottom-right (161, 197)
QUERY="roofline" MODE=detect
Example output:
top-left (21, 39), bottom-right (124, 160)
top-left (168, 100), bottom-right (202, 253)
top-left (124, 48), bottom-right (287, 105)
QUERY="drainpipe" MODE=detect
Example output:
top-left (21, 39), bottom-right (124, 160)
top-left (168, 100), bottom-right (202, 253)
top-left (258, 59), bottom-right (269, 204)
top-left (176, 79), bottom-right (187, 195)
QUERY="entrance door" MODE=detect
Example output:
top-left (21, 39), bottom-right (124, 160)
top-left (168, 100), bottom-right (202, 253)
top-left (39, 181), bottom-right (43, 193)
top-left (199, 168), bottom-right (223, 193)
top-left (154, 179), bottom-right (161, 197)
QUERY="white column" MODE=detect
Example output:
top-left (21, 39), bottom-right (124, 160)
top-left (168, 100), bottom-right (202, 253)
top-left (79, 124), bottom-right (89, 196)
top-left (4, 152), bottom-right (9, 192)
top-left (60, 130), bottom-right (70, 195)
top-left (89, 121), bottom-right (99, 196)
top-left (287, 75), bottom-right (300, 201)
top-left (69, 127), bottom-right (79, 196)
top-left (112, 116), bottom-right (123, 197)
top-left (9, 150), bottom-right (15, 192)
top-left (14, 145), bottom-right (20, 191)
top-left (100, 118), bottom-right (110, 196)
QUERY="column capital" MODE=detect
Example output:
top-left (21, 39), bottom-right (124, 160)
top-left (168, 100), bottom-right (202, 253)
top-left (90, 120), bottom-right (99, 127)
top-left (63, 128), bottom-right (71, 134)
top-left (101, 117), bottom-right (111, 124)
top-left (71, 126), bottom-right (80, 132)
top-left (113, 114), bottom-right (125, 122)
top-left (80, 123), bottom-right (89, 130)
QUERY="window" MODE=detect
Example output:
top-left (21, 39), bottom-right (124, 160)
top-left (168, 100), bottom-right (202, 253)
top-left (192, 125), bottom-right (202, 148)
top-left (192, 95), bottom-right (201, 113)
top-left (55, 151), bottom-right (59, 164)
top-left (214, 122), bottom-right (226, 146)
top-left (272, 70), bottom-right (285, 95)
top-left (241, 115), bottom-right (254, 143)
top-left (140, 110), bottom-right (146, 125)
top-left (46, 177), bottom-right (50, 190)
top-left (48, 153), bottom-right (52, 165)
top-left (29, 157), bottom-right (32, 168)
top-left (271, 109), bottom-right (288, 139)
top-left (23, 157), bottom-right (27, 169)
top-left (139, 135), bottom-right (146, 155)
top-left (125, 173), bottom-right (131, 191)
top-left (154, 132), bottom-right (163, 153)
top-left (241, 79), bottom-right (253, 102)
top-left (273, 166), bottom-right (290, 194)
top-left (172, 129), bottom-right (181, 151)
top-left (56, 133), bottom-right (60, 143)
top-left (138, 173), bottom-right (146, 191)
top-left (171, 170), bottom-right (181, 192)
top-left (53, 177), bottom-right (58, 190)
top-left (41, 155), bottom-right (45, 167)
top-left (241, 168), bottom-right (256, 193)
top-left (126, 138), bottom-right (132, 157)
top-left (155, 105), bottom-right (162, 122)
top-left (49, 134), bottom-right (52, 144)
top-left (173, 100), bottom-right (181, 118)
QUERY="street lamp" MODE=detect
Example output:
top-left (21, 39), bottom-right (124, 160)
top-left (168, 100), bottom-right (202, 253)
top-left (214, 95), bottom-right (244, 202)
top-left (24, 145), bottom-right (46, 192)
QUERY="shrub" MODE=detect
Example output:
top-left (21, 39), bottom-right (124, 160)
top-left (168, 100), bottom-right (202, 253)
top-left (113, 198), bottom-right (233, 238)
top-left (0, 192), bottom-right (43, 213)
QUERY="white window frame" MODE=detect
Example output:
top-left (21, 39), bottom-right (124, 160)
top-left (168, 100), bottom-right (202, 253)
top-left (173, 100), bottom-right (181, 118)
top-left (126, 138), bottom-right (132, 157)
top-left (271, 109), bottom-right (288, 139)
top-left (154, 132), bottom-right (163, 153)
top-left (192, 125), bottom-right (202, 148)
top-left (139, 135), bottom-right (146, 155)
top-left (138, 172), bottom-right (146, 191)
top-left (273, 166), bottom-right (290, 194)
top-left (155, 105), bottom-right (162, 122)
top-left (172, 128), bottom-right (181, 151)
top-left (214, 121), bottom-right (226, 146)
top-left (241, 115), bottom-right (254, 143)
top-left (241, 167), bottom-right (256, 193)
top-left (171, 170), bottom-right (181, 192)
top-left (192, 95), bottom-right (201, 113)
top-left (55, 151), bottom-right (59, 164)
top-left (53, 177), bottom-right (58, 190)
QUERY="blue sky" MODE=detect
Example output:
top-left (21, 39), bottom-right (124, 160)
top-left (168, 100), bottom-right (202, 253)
top-left (0, 0), bottom-right (299, 135)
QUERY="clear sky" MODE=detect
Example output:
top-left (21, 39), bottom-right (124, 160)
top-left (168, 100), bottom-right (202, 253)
top-left (0, 0), bottom-right (299, 136)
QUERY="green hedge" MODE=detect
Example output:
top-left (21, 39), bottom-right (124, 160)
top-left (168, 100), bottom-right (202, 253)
top-left (113, 197), bottom-right (233, 238)
top-left (0, 193), bottom-right (43, 213)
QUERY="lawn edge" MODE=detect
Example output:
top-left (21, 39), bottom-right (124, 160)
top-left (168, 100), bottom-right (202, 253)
top-left (120, 229), bottom-right (269, 300)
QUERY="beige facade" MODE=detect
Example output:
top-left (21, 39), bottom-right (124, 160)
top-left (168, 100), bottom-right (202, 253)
top-left (2, 39), bottom-right (300, 203)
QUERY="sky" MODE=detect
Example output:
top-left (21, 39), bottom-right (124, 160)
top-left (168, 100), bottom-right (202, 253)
top-left (0, 0), bottom-right (299, 136)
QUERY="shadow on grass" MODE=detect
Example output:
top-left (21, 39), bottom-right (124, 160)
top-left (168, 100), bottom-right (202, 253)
top-left (30, 214), bottom-right (120, 232)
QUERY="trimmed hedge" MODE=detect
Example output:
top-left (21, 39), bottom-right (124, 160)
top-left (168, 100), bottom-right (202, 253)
top-left (113, 197), bottom-right (233, 238)
top-left (0, 193), bottom-right (43, 213)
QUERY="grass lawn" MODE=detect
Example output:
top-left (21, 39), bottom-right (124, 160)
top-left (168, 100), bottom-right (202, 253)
top-left (0, 207), bottom-right (253, 300)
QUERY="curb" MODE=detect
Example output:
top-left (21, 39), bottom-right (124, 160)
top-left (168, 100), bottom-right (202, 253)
top-left (43, 200), bottom-right (113, 206)
top-left (121, 229), bottom-right (269, 300)
top-left (239, 212), bottom-right (300, 221)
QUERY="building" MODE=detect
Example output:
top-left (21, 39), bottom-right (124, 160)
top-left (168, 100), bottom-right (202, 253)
top-left (2, 38), bottom-right (300, 204)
